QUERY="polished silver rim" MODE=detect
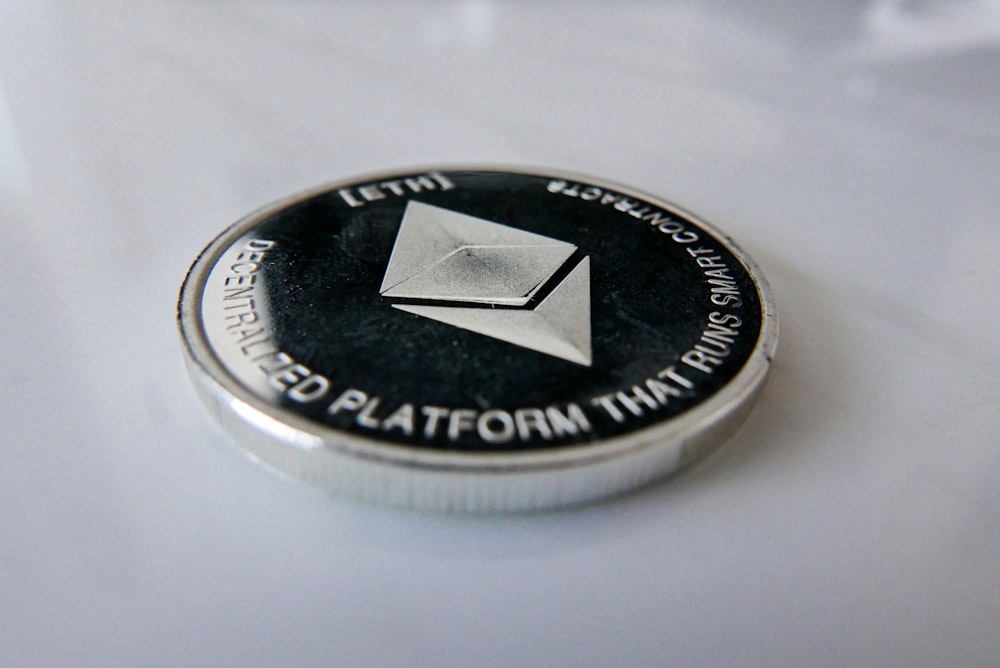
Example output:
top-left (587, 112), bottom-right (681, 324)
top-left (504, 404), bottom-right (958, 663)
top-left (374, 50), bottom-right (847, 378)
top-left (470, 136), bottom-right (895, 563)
top-left (177, 165), bottom-right (778, 512)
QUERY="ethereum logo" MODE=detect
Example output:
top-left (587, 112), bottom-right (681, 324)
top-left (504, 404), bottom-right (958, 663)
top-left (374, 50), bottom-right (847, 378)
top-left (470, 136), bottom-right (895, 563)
top-left (380, 201), bottom-right (592, 366)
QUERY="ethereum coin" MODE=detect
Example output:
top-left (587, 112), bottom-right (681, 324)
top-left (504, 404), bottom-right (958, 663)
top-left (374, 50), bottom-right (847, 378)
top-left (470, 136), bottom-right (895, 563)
top-left (177, 168), bottom-right (778, 512)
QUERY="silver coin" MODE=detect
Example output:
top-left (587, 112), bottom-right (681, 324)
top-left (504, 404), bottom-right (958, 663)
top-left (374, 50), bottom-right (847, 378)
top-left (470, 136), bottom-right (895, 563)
top-left (178, 167), bottom-right (778, 512)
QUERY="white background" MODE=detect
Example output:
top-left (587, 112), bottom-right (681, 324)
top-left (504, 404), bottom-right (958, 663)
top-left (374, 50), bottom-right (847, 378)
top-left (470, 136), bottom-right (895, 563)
top-left (1, 2), bottom-right (998, 666)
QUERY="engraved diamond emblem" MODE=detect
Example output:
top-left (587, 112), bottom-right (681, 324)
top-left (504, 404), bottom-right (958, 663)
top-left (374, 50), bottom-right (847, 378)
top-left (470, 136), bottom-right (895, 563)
top-left (381, 201), bottom-right (592, 366)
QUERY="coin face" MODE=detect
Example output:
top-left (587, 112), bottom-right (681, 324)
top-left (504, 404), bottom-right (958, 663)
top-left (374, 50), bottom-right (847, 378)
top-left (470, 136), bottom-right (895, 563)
top-left (178, 167), bottom-right (777, 511)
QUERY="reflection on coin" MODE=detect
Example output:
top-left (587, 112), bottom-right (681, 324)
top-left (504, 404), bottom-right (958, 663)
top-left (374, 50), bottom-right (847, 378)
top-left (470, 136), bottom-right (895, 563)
top-left (177, 167), bottom-right (777, 512)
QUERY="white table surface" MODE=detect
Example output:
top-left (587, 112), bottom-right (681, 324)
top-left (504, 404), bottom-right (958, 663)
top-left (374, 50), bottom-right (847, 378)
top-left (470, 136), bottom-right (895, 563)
top-left (2, 2), bottom-right (998, 666)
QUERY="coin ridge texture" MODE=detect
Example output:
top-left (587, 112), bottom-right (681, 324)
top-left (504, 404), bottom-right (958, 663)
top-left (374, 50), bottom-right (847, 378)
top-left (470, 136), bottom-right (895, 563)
top-left (178, 167), bottom-right (777, 512)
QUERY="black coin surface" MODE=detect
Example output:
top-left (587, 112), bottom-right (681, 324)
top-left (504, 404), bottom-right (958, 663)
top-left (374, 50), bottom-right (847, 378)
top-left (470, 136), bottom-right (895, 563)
top-left (179, 167), bottom-right (777, 511)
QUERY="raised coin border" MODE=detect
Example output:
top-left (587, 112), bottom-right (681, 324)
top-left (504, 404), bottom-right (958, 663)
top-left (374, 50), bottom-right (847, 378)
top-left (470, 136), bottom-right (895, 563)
top-left (177, 166), bottom-right (778, 512)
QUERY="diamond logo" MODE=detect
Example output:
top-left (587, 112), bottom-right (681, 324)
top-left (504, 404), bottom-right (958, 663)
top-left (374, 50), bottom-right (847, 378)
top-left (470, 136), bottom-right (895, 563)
top-left (381, 201), bottom-right (592, 366)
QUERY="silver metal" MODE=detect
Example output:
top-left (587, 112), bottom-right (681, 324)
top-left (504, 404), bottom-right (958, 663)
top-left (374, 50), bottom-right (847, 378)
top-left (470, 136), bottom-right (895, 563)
top-left (382, 201), bottom-right (592, 365)
top-left (178, 166), bottom-right (778, 513)
top-left (381, 201), bottom-right (577, 306)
